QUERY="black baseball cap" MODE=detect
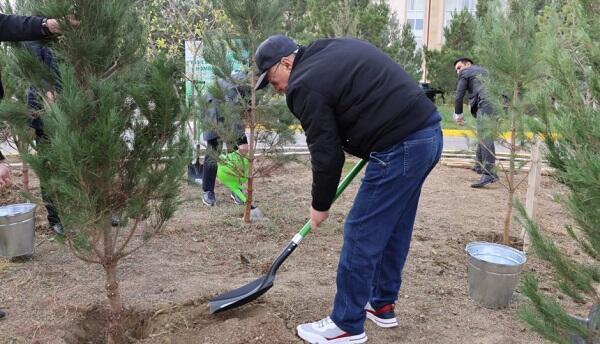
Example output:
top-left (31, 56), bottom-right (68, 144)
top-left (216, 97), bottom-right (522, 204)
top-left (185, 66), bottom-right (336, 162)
top-left (254, 35), bottom-right (298, 90)
top-left (453, 57), bottom-right (474, 67)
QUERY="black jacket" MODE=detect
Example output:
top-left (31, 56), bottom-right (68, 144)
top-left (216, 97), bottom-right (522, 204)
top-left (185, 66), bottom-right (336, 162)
top-left (0, 14), bottom-right (47, 160)
top-left (454, 65), bottom-right (493, 116)
top-left (202, 74), bottom-right (248, 142)
top-left (0, 14), bottom-right (47, 100)
top-left (0, 14), bottom-right (45, 42)
top-left (285, 38), bottom-right (437, 211)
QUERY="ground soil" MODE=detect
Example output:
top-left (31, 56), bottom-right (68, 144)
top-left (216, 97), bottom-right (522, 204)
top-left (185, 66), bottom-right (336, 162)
top-left (0, 157), bottom-right (588, 343)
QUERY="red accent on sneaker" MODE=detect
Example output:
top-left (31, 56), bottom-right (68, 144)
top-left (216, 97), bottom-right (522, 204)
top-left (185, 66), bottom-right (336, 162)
top-left (369, 304), bottom-right (394, 315)
top-left (325, 332), bottom-right (351, 340)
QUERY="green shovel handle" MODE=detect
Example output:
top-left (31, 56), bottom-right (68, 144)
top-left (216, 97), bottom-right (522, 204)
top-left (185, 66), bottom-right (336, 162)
top-left (297, 159), bottom-right (366, 238)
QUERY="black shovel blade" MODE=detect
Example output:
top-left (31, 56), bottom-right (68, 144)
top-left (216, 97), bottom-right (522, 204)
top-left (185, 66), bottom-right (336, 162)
top-left (208, 241), bottom-right (298, 314)
top-left (208, 274), bottom-right (274, 314)
top-left (208, 160), bottom-right (367, 315)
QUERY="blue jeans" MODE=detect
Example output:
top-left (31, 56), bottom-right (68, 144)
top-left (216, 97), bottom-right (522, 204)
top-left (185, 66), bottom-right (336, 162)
top-left (330, 120), bottom-right (443, 335)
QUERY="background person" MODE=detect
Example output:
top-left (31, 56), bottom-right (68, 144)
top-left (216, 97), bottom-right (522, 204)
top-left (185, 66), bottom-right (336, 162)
top-left (453, 57), bottom-right (498, 188)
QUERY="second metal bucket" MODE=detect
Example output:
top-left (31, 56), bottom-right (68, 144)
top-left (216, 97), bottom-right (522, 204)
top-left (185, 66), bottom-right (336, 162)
top-left (0, 203), bottom-right (37, 258)
top-left (466, 241), bottom-right (527, 309)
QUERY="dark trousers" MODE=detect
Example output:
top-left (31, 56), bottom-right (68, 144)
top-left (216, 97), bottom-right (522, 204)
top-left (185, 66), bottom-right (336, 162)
top-left (41, 186), bottom-right (60, 226)
top-left (202, 135), bottom-right (249, 192)
top-left (330, 120), bottom-right (443, 335)
top-left (35, 132), bottom-right (61, 227)
top-left (202, 138), bottom-right (221, 192)
top-left (475, 112), bottom-right (496, 175)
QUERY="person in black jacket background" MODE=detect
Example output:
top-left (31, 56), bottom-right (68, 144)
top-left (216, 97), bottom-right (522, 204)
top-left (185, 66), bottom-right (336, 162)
top-left (0, 13), bottom-right (63, 321)
top-left (255, 35), bottom-right (443, 343)
top-left (453, 57), bottom-right (498, 188)
top-left (22, 41), bottom-right (64, 235)
top-left (0, 13), bottom-right (61, 192)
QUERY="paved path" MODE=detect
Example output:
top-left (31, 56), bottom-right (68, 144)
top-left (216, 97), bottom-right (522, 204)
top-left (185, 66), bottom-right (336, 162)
top-left (0, 129), bottom-right (513, 158)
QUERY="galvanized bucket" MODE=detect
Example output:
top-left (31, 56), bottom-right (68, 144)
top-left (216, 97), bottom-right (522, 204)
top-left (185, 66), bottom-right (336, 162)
top-left (466, 241), bottom-right (527, 309)
top-left (0, 203), bottom-right (37, 257)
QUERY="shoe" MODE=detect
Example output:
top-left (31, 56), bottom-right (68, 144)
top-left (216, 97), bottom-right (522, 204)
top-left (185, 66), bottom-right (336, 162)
top-left (296, 316), bottom-right (367, 343)
top-left (230, 192), bottom-right (244, 205)
top-left (111, 216), bottom-right (121, 227)
top-left (365, 303), bottom-right (398, 328)
top-left (0, 309), bottom-right (5, 320)
top-left (51, 223), bottom-right (65, 236)
top-left (470, 174), bottom-right (499, 188)
top-left (202, 191), bottom-right (216, 206)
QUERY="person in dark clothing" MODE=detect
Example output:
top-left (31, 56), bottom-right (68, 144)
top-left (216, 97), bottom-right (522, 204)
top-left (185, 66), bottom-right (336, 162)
top-left (0, 13), bottom-right (62, 192)
top-left (0, 13), bottom-right (61, 103)
top-left (255, 35), bottom-right (443, 343)
top-left (200, 74), bottom-right (250, 206)
top-left (23, 41), bottom-right (64, 235)
top-left (453, 57), bottom-right (498, 188)
top-left (0, 12), bottom-right (63, 323)
top-left (0, 14), bottom-right (60, 41)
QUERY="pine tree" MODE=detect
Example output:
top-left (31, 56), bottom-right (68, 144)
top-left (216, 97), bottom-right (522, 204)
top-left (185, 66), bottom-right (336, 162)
top-left (424, 8), bottom-right (477, 95)
top-left (202, 0), bottom-right (296, 222)
top-left (287, 0), bottom-right (412, 56)
top-left (0, 1), bottom-right (190, 342)
top-left (517, 0), bottom-right (600, 342)
top-left (386, 22), bottom-right (422, 82)
top-left (288, 0), bottom-right (423, 81)
top-left (474, 0), bottom-right (541, 244)
top-left (476, 0), bottom-right (492, 19)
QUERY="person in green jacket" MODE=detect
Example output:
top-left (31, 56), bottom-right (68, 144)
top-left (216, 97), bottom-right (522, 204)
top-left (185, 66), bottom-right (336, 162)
top-left (217, 149), bottom-right (249, 205)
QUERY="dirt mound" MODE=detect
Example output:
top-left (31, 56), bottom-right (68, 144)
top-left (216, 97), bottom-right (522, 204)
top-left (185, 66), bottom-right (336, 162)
top-left (0, 164), bottom-right (574, 343)
top-left (62, 299), bottom-right (299, 344)
top-left (64, 306), bottom-right (151, 344)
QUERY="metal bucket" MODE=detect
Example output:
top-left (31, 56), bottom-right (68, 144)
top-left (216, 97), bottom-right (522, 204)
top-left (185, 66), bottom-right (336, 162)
top-left (0, 203), bottom-right (37, 257)
top-left (466, 241), bottom-right (527, 309)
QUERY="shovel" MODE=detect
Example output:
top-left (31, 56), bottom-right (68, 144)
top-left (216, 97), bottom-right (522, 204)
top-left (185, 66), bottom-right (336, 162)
top-left (208, 159), bottom-right (366, 314)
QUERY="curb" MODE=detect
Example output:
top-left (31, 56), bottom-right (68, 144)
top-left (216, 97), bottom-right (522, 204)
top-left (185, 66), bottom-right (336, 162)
top-left (442, 129), bottom-right (476, 138)
top-left (442, 129), bottom-right (537, 139)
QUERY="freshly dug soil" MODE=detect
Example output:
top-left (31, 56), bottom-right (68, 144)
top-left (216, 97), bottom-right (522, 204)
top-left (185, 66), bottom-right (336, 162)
top-left (0, 159), bottom-right (583, 343)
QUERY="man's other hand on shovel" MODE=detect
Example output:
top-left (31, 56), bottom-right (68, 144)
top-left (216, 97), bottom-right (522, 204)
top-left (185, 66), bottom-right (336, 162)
top-left (310, 207), bottom-right (329, 229)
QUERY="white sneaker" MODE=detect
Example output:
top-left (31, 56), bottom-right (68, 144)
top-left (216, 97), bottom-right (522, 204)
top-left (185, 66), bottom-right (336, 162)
top-left (296, 316), bottom-right (367, 343)
top-left (365, 302), bottom-right (398, 328)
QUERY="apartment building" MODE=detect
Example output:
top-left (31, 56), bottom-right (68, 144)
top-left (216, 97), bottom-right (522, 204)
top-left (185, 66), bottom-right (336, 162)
top-left (387, 0), bottom-right (478, 49)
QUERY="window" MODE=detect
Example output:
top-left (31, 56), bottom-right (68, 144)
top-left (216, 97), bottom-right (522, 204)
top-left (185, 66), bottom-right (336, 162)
top-left (408, 0), bottom-right (425, 11)
top-left (444, 0), bottom-right (477, 27)
top-left (406, 0), bottom-right (425, 46)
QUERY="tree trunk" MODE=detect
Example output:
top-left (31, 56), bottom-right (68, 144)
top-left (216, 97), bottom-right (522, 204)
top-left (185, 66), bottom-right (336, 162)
top-left (503, 85), bottom-right (519, 245)
top-left (244, 172), bottom-right (254, 223)
top-left (503, 187), bottom-right (515, 245)
top-left (243, 72), bottom-right (257, 223)
top-left (243, 127), bottom-right (255, 223)
top-left (22, 162), bottom-right (29, 193)
top-left (103, 228), bottom-right (125, 344)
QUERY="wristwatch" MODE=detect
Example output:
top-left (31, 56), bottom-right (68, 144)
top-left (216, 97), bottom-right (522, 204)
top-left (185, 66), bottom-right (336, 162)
top-left (41, 18), bottom-right (52, 36)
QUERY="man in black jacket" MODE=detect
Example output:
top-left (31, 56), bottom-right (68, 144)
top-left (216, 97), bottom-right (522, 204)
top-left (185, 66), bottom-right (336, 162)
top-left (255, 35), bottom-right (443, 343)
top-left (0, 13), bottom-right (61, 191)
top-left (453, 57), bottom-right (498, 188)
top-left (0, 13), bottom-right (63, 321)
